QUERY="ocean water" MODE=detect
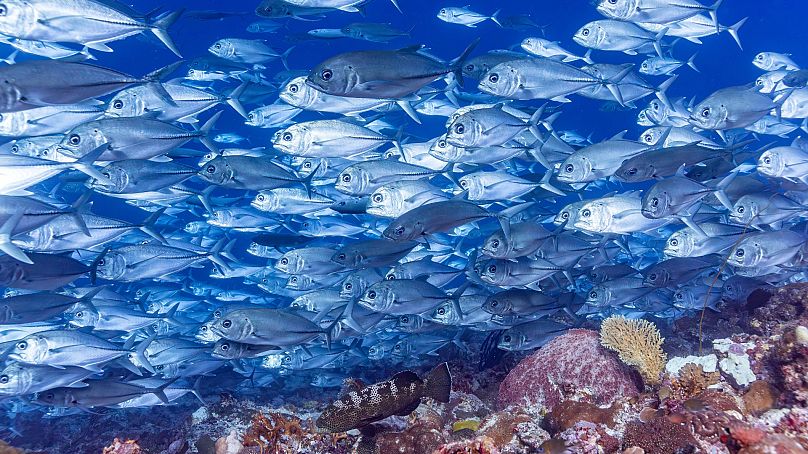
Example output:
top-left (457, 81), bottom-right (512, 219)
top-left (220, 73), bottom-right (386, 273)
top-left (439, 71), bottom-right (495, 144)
top-left (0, 0), bottom-right (806, 452)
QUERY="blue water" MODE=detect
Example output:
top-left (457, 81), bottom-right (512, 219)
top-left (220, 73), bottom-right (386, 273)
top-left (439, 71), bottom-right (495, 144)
top-left (1, 0), bottom-right (806, 451)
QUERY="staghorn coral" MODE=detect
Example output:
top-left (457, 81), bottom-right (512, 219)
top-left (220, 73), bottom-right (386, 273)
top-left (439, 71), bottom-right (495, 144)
top-left (497, 329), bottom-right (642, 411)
top-left (600, 316), bottom-right (667, 386)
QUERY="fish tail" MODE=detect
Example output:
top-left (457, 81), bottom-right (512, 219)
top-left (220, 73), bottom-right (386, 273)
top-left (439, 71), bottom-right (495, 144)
top-left (140, 207), bottom-right (167, 244)
top-left (198, 111), bottom-right (223, 153)
top-left (149, 9), bottom-right (185, 58)
top-left (449, 38), bottom-right (480, 88)
top-left (725, 17), bottom-right (747, 50)
top-left (0, 212), bottom-right (32, 264)
top-left (490, 9), bottom-right (502, 27)
top-left (226, 82), bottom-right (250, 119)
top-left (423, 362), bottom-right (451, 403)
top-left (687, 53), bottom-right (700, 73)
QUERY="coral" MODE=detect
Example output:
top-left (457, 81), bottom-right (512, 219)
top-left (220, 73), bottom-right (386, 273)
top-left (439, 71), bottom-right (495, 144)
top-left (600, 316), bottom-right (667, 385)
top-left (434, 436), bottom-right (500, 454)
top-left (666, 355), bottom-right (718, 376)
top-left (558, 421), bottom-right (619, 454)
top-left (241, 411), bottom-right (351, 454)
top-left (214, 431), bottom-right (243, 454)
top-left (739, 434), bottom-right (808, 454)
top-left (374, 416), bottom-right (446, 454)
top-left (666, 363), bottom-right (721, 401)
top-left (103, 438), bottom-right (143, 454)
top-left (748, 283), bottom-right (808, 336)
top-left (0, 441), bottom-right (23, 454)
top-left (545, 400), bottom-right (618, 432)
top-left (743, 381), bottom-right (780, 416)
top-left (452, 420), bottom-right (481, 432)
top-left (497, 329), bottom-right (642, 411)
top-left (621, 417), bottom-right (697, 454)
top-left (475, 409), bottom-right (537, 450)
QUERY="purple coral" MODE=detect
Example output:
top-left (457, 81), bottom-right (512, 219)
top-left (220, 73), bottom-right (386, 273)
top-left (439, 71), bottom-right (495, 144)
top-left (497, 329), bottom-right (642, 411)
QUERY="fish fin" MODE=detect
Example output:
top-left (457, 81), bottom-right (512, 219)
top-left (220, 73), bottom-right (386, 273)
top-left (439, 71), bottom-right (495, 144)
top-left (0, 212), bottom-right (31, 264)
top-left (198, 111), bottom-right (223, 153)
top-left (225, 82), bottom-right (249, 119)
top-left (69, 191), bottom-right (93, 237)
top-left (490, 9), bottom-right (502, 27)
top-left (726, 17), bottom-right (747, 50)
top-left (139, 207), bottom-right (167, 244)
top-left (133, 332), bottom-right (157, 374)
top-left (423, 362), bottom-right (451, 403)
top-left (72, 144), bottom-right (110, 185)
top-left (450, 38), bottom-right (480, 88)
top-left (396, 399), bottom-right (421, 416)
top-left (149, 9), bottom-right (184, 57)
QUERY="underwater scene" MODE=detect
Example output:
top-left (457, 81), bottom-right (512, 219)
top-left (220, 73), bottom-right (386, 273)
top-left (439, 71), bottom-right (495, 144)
top-left (0, 0), bottom-right (807, 453)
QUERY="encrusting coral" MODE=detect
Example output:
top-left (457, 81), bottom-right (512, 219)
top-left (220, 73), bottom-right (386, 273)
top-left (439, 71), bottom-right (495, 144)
top-left (600, 316), bottom-right (667, 385)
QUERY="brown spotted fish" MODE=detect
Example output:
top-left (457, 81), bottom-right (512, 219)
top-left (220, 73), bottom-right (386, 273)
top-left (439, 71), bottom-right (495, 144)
top-left (315, 362), bottom-right (451, 433)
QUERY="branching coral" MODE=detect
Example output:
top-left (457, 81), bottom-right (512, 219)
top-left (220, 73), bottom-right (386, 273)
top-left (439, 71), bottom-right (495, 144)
top-left (600, 316), bottom-right (667, 385)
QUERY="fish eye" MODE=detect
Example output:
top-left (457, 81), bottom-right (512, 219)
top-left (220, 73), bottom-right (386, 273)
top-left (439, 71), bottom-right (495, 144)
top-left (395, 226), bottom-right (405, 236)
top-left (736, 249), bottom-right (745, 257)
top-left (582, 209), bottom-right (591, 218)
top-left (372, 193), bottom-right (383, 203)
top-left (98, 259), bottom-right (105, 266)
top-left (670, 238), bottom-right (678, 246)
top-left (367, 290), bottom-right (376, 299)
top-left (342, 174), bottom-right (351, 182)
top-left (465, 64), bottom-right (474, 72)
top-left (280, 258), bottom-right (288, 265)
top-left (440, 8), bottom-right (445, 13)
top-left (220, 343), bottom-right (229, 351)
top-left (102, 172), bottom-right (110, 178)
top-left (460, 180), bottom-right (468, 188)
top-left (755, 79), bottom-right (764, 86)
top-left (68, 134), bottom-right (81, 145)
top-left (113, 100), bottom-right (123, 109)
top-left (491, 239), bottom-right (500, 248)
top-left (608, 0), bottom-right (617, 3)
top-left (641, 62), bottom-right (648, 69)
top-left (0, 375), bottom-right (7, 384)
top-left (289, 84), bottom-right (299, 93)
top-left (737, 206), bottom-right (744, 213)
top-left (488, 265), bottom-right (497, 273)
top-left (214, 43), bottom-right (221, 49)
top-left (589, 291), bottom-right (597, 299)
top-left (206, 165), bottom-right (216, 174)
top-left (394, 344), bottom-right (401, 351)
top-left (763, 156), bottom-right (771, 164)
top-left (200, 325), bottom-right (208, 332)
top-left (304, 162), bottom-right (312, 168)
top-left (581, 28), bottom-right (590, 36)
top-left (302, 222), bottom-right (310, 228)
top-left (643, 134), bottom-right (653, 143)
top-left (651, 197), bottom-right (659, 207)
top-left (257, 194), bottom-right (265, 202)
top-left (756, 54), bottom-right (764, 60)
top-left (76, 311), bottom-right (83, 318)
top-left (338, 253), bottom-right (346, 260)
top-left (283, 132), bottom-right (293, 141)
top-left (10, 145), bottom-right (17, 153)
top-left (627, 168), bottom-right (637, 176)
top-left (386, 274), bottom-right (395, 280)
top-left (248, 113), bottom-right (254, 121)
top-left (701, 107), bottom-right (711, 117)
top-left (321, 69), bottom-right (333, 81)
top-left (503, 335), bottom-right (511, 342)
top-left (454, 123), bottom-right (465, 134)
top-left (44, 392), bottom-right (54, 400)
top-left (438, 140), bottom-right (447, 148)
top-left (16, 341), bottom-right (25, 350)
top-left (488, 73), bottom-right (499, 83)
top-left (564, 164), bottom-right (574, 173)
top-left (343, 282), bottom-right (353, 292)
top-left (222, 319), bottom-right (232, 328)
top-left (437, 307), bottom-right (445, 315)
top-left (490, 300), bottom-right (498, 307)
top-left (649, 273), bottom-right (657, 281)
top-left (401, 316), bottom-right (409, 323)
top-left (0, 5), bottom-right (7, 16)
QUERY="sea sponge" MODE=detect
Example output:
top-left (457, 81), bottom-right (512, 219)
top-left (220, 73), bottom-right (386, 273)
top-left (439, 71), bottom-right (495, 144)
top-left (600, 316), bottom-right (667, 385)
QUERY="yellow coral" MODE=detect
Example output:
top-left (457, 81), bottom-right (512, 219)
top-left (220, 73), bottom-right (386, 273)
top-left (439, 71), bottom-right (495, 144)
top-left (452, 419), bottom-right (481, 432)
top-left (600, 316), bottom-right (667, 385)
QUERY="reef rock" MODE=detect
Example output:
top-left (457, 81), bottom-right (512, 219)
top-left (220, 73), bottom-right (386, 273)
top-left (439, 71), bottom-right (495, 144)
top-left (497, 329), bottom-right (642, 411)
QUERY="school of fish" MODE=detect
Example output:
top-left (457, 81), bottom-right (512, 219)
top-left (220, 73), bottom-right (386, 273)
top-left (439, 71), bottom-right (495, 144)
top-left (0, 0), bottom-right (804, 426)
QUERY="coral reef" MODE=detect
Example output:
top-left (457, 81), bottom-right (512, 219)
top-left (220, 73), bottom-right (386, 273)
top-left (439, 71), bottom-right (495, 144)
top-left (622, 417), bottom-right (697, 453)
top-left (600, 316), bottom-right (667, 385)
top-left (497, 329), bottom-right (642, 411)
top-left (103, 439), bottom-right (143, 454)
top-left (0, 441), bottom-right (24, 454)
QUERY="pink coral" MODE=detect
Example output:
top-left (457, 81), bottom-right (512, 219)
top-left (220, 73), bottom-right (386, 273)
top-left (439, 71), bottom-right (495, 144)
top-left (497, 329), bottom-right (642, 411)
